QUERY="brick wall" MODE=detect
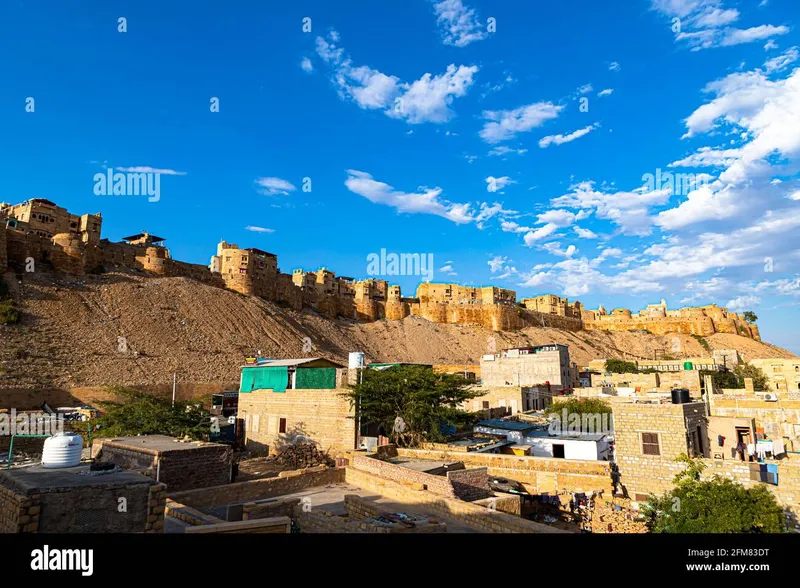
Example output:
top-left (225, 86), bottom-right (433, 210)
top-left (344, 466), bottom-right (568, 533)
top-left (291, 499), bottom-right (446, 533)
top-left (242, 496), bottom-right (300, 521)
top-left (396, 448), bottom-right (613, 494)
top-left (0, 480), bottom-right (36, 533)
top-left (349, 454), bottom-right (457, 498)
top-left (166, 499), bottom-right (225, 526)
top-left (145, 483), bottom-right (167, 533)
top-left (447, 467), bottom-right (491, 501)
top-left (238, 387), bottom-right (356, 455)
top-left (168, 466), bottom-right (345, 508)
top-left (100, 441), bottom-right (232, 493)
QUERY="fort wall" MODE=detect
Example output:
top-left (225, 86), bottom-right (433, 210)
top-left (0, 200), bottom-right (761, 339)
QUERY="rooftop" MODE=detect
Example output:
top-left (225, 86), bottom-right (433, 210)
top-left (103, 434), bottom-right (224, 454)
top-left (0, 464), bottom-right (154, 493)
top-left (476, 419), bottom-right (538, 431)
top-left (241, 357), bottom-right (344, 369)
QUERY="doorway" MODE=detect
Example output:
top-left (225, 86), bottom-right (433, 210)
top-left (552, 444), bottom-right (565, 459)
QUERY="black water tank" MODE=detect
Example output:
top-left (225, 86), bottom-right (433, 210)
top-left (671, 388), bottom-right (691, 404)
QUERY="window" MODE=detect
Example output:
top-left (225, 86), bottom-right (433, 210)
top-left (641, 433), bottom-right (661, 456)
top-left (482, 401), bottom-right (489, 409)
top-left (634, 493), bottom-right (650, 503)
top-left (279, 418), bottom-right (287, 434)
top-left (552, 444), bottom-right (565, 458)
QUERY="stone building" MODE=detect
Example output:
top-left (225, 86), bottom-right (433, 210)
top-left (211, 241), bottom-right (278, 299)
top-left (237, 358), bottom-right (355, 454)
top-left (521, 294), bottom-right (582, 318)
top-left (749, 358), bottom-right (800, 393)
top-left (0, 198), bottom-right (101, 244)
top-left (480, 345), bottom-right (574, 389)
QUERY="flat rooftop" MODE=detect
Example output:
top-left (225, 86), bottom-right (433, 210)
top-left (103, 435), bottom-right (222, 453)
top-left (385, 458), bottom-right (463, 474)
top-left (0, 464), bottom-right (154, 493)
top-left (476, 419), bottom-right (537, 431)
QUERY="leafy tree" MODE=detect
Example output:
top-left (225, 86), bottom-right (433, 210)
top-left (734, 362), bottom-right (769, 391)
top-left (701, 369), bottom-right (739, 391)
top-left (343, 365), bottom-right (479, 447)
top-left (544, 397), bottom-right (612, 417)
top-left (743, 311), bottom-right (758, 323)
top-left (93, 386), bottom-right (212, 440)
top-left (604, 359), bottom-right (638, 374)
top-left (641, 454), bottom-right (783, 533)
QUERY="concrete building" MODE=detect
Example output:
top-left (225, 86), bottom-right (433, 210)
top-left (481, 345), bottom-right (573, 389)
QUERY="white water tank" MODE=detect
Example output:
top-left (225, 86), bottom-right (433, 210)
top-left (349, 352), bottom-right (365, 369)
top-left (41, 432), bottom-right (83, 468)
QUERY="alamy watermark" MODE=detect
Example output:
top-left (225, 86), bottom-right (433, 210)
top-left (93, 169), bottom-right (161, 202)
top-left (641, 168), bottom-right (711, 197)
top-left (366, 249), bottom-right (434, 281)
top-left (548, 409), bottom-right (614, 436)
top-left (0, 409), bottom-right (65, 436)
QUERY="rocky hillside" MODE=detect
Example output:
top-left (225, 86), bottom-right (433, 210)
top-left (0, 270), bottom-right (794, 390)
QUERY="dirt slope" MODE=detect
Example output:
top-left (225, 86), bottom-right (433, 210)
top-left (0, 270), bottom-right (794, 389)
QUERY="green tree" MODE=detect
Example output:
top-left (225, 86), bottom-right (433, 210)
top-left (743, 311), bottom-right (758, 323)
top-left (604, 359), bottom-right (638, 374)
top-left (734, 362), bottom-right (769, 391)
top-left (544, 397), bottom-right (612, 417)
top-left (93, 386), bottom-right (212, 440)
top-left (343, 365), bottom-right (478, 447)
top-left (641, 454), bottom-right (783, 533)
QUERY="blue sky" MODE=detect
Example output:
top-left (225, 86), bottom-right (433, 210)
top-left (1, 0), bottom-right (799, 352)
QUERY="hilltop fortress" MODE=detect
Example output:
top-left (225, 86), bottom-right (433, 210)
top-left (0, 199), bottom-right (760, 340)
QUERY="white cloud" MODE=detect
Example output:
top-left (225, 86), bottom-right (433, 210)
top-left (439, 264), bottom-right (458, 275)
top-left (488, 145), bottom-right (528, 157)
top-left (764, 47), bottom-right (799, 73)
top-left (608, 62), bottom-right (621, 71)
top-left (597, 88), bottom-right (614, 97)
top-left (255, 177), bottom-right (297, 196)
top-left (523, 224), bottom-right (559, 246)
top-left (479, 102), bottom-right (564, 143)
top-left (726, 295), bottom-right (760, 311)
top-left (764, 40), bottom-right (778, 51)
top-left (245, 226), bottom-right (275, 233)
top-left (488, 256), bottom-right (508, 273)
top-left (574, 226), bottom-right (598, 239)
top-left (345, 169), bottom-right (512, 227)
top-left (551, 181), bottom-right (671, 236)
top-left (538, 124), bottom-right (598, 148)
top-left (577, 83), bottom-right (593, 95)
top-left (315, 31), bottom-right (477, 124)
top-left (432, 0), bottom-right (488, 47)
top-left (486, 176), bottom-right (516, 193)
top-left (115, 166), bottom-right (186, 176)
top-left (669, 146), bottom-right (742, 167)
top-left (300, 57), bottom-right (313, 73)
top-left (541, 242), bottom-right (578, 258)
top-left (652, 0), bottom-right (789, 51)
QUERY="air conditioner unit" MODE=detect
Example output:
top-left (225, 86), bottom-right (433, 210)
top-left (763, 393), bottom-right (779, 402)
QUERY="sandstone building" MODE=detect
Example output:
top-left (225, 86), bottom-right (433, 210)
top-left (0, 198), bottom-right (762, 339)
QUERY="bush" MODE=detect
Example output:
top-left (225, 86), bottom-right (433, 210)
top-left (642, 455), bottom-right (783, 533)
top-left (0, 300), bottom-right (19, 325)
top-left (605, 359), bottom-right (638, 374)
